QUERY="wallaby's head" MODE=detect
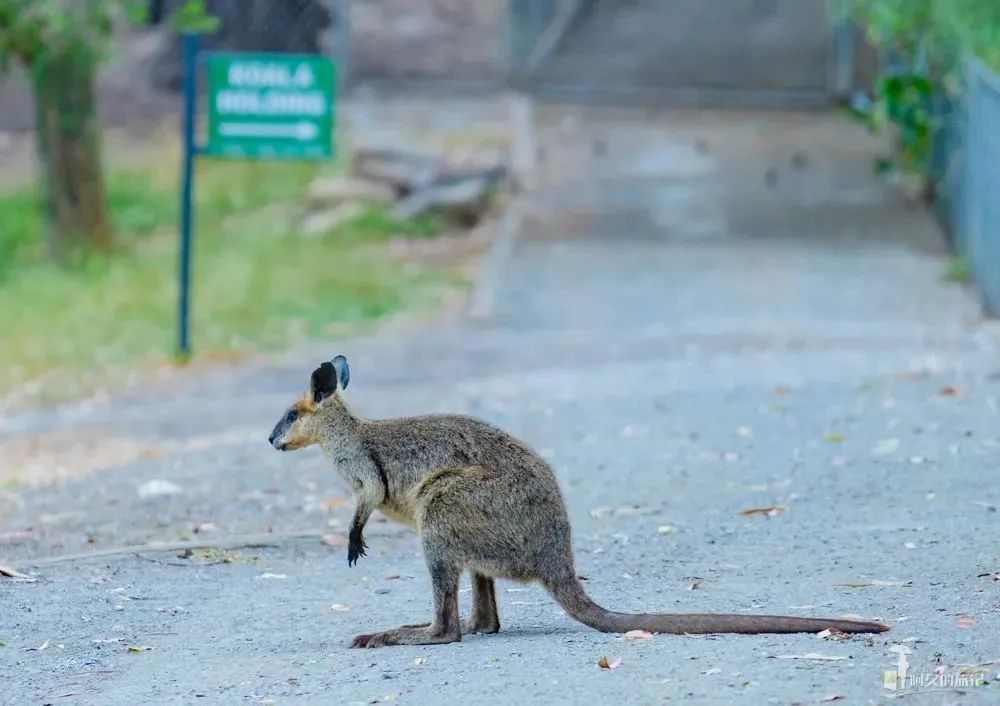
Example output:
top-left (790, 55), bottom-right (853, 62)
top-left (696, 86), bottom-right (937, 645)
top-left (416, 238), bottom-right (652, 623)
top-left (269, 355), bottom-right (350, 451)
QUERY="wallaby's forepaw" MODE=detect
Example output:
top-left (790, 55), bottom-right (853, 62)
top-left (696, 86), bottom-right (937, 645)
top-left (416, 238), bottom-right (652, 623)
top-left (347, 532), bottom-right (367, 567)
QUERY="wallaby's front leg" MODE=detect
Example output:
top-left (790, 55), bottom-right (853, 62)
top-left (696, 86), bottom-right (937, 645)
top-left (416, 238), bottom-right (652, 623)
top-left (347, 486), bottom-right (378, 567)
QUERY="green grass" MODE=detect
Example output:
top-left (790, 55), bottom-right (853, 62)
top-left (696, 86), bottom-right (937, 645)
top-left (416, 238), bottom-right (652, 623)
top-left (942, 256), bottom-right (972, 284)
top-left (0, 156), bottom-right (461, 402)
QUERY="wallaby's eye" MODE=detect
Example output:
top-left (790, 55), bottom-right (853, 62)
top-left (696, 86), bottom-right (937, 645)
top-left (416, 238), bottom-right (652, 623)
top-left (286, 410), bottom-right (298, 424)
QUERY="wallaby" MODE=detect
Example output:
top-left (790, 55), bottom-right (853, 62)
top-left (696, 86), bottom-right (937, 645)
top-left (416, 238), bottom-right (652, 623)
top-left (269, 356), bottom-right (890, 648)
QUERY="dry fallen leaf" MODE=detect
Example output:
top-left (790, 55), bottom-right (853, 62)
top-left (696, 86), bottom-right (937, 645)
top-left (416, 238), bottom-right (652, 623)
top-left (0, 564), bottom-right (35, 581)
top-left (598, 656), bottom-right (622, 670)
top-left (774, 386), bottom-right (791, 395)
top-left (939, 386), bottom-right (965, 397)
top-left (614, 505), bottom-right (653, 517)
top-left (330, 603), bottom-right (350, 612)
top-left (837, 580), bottom-right (911, 588)
top-left (688, 581), bottom-right (701, 591)
top-left (739, 505), bottom-right (788, 517)
top-left (256, 573), bottom-right (287, 580)
top-left (773, 653), bottom-right (847, 662)
top-left (821, 695), bottom-right (845, 702)
top-left (871, 438), bottom-right (901, 456)
top-left (956, 614), bottom-right (976, 630)
top-left (323, 497), bottom-right (346, 508)
top-left (824, 432), bottom-right (845, 443)
top-left (657, 525), bottom-right (677, 534)
top-left (702, 668), bottom-right (722, 675)
top-left (414, 657), bottom-right (427, 666)
top-left (817, 628), bottom-right (849, 641)
top-left (137, 479), bottom-right (183, 499)
top-left (321, 534), bottom-right (349, 548)
top-left (128, 645), bottom-right (153, 653)
top-left (624, 630), bottom-right (652, 640)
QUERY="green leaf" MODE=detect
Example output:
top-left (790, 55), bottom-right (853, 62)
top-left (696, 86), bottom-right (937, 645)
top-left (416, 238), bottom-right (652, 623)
top-left (123, 0), bottom-right (149, 25)
top-left (169, 0), bottom-right (219, 34)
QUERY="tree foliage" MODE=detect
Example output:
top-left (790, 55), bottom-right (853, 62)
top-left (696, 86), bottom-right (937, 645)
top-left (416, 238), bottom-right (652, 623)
top-left (0, 0), bottom-right (215, 71)
top-left (832, 0), bottom-right (1000, 187)
top-left (0, 0), bottom-right (215, 261)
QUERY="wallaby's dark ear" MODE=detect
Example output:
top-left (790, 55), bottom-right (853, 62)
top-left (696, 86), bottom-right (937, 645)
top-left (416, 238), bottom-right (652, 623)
top-left (310, 362), bottom-right (338, 404)
top-left (331, 355), bottom-right (350, 390)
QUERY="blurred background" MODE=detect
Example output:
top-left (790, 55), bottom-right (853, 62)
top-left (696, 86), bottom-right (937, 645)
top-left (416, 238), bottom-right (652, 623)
top-left (0, 1), bottom-right (997, 408)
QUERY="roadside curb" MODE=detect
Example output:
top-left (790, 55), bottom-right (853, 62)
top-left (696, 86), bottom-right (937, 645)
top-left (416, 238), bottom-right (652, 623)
top-left (467, 200), bottom-right (524, 322)
top-left (466, 92), bottom-right (535, 323)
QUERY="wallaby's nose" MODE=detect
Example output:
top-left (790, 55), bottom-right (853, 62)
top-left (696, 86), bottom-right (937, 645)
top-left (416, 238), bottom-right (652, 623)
top-left (268, 432), bottom-right (275, 446)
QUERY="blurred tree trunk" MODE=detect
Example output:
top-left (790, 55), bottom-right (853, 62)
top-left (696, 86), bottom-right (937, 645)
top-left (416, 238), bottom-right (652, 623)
top-left (31, 53), bottom-right (111, 261)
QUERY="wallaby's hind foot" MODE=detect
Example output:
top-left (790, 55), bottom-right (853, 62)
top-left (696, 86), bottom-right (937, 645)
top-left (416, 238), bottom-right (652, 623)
top-left (352, 559), bottom-right (463, 649)
top-left (351, 624), bottom-right (460, 648)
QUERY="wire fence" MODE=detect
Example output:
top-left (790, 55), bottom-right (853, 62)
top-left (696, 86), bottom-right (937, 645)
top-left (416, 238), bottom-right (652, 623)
top-left (148, 0), bottom-right (341, 89)
top-left (930, 59), bottom-right (1000, 315)
top-left (957, 61), bottom-right (1000, 314)
top-left (342, 0), bottom-right (507, 86)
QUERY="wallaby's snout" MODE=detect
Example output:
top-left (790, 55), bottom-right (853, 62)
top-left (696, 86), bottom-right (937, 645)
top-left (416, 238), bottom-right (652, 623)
top-left (269, 408), bottom-right (300, 451)
top-left (267, 402), bottom-right (308, 451)
top-left (267, 425), bottom-right (283, 450)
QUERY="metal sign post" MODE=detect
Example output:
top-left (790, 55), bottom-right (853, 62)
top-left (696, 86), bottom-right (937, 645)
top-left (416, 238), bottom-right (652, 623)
top-left (177, 33), bottom-right (199, 358)
top-left (176, 36), bottom-right (336, 357)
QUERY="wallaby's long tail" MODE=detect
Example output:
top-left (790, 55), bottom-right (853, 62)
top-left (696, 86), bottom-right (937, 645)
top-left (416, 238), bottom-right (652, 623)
top-left (550, 578), bottom-right (889, 635)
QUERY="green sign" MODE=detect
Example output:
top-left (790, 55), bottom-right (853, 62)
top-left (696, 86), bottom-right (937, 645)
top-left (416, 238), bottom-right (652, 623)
top-left (206, 53), bottom-right (335, 159)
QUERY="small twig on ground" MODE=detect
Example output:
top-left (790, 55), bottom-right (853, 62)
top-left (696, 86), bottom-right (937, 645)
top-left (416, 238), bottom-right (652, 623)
top-left (130, 552), bottom-right (229, 568)
top-left (19, 531), bottom-right (327, 568)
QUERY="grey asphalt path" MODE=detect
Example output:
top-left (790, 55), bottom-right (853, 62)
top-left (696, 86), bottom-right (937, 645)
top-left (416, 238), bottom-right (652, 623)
top-left (3, 105), bottom-right (1000, 705)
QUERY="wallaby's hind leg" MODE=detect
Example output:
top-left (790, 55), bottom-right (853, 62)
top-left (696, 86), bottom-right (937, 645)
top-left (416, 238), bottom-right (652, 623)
top-left (351, 560), bottom-right (462, 648)
top-left (392, 572), bottom-right (498, 635)
top-left (463, 572), bottom-right (500, 634)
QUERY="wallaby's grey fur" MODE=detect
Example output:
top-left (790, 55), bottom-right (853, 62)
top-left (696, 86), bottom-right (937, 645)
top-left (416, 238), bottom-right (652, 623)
top-left (269, 356), bottom-right (890, 648)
